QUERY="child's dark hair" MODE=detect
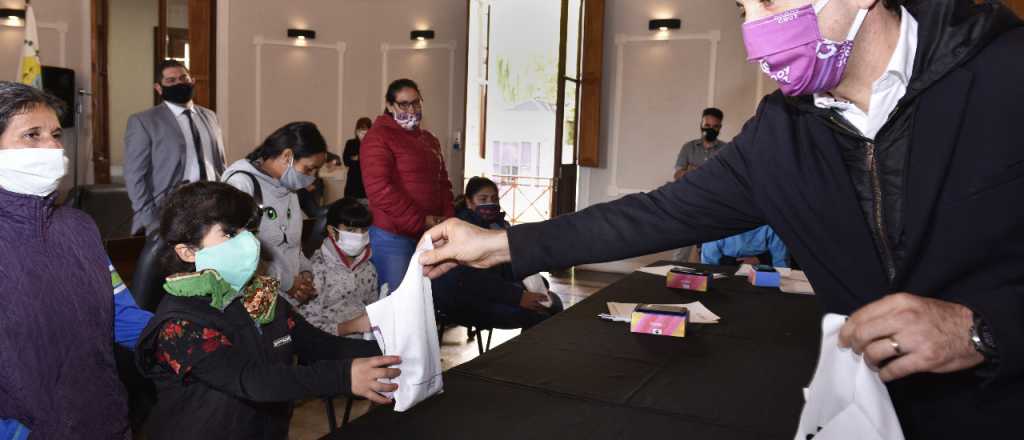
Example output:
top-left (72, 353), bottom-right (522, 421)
top-left (325, 198), bottom-right (373, 232)
top-left (159, 182), bottom-right (260, 273)
top-left (465, 176), bottom-right (499, 199)
top-left (246, 121), bottom-right (327, 163)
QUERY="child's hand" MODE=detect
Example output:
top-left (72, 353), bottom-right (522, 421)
top-left (351, 356), bottom-right (401, 404)
top-left (520, 292), bottom-right (548, 312)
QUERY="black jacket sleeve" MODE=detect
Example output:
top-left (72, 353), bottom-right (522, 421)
top-left (187, 342), bottom-right (354, 402)
top-left (289, 309), bottom-right (381, 363)
top-left (343, 139), bottom-right (360, 168)
top-left (508, 105), bottom-right (769, 279)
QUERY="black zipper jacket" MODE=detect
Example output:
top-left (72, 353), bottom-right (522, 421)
top-left (508, 1), bottom-right (1024, 437)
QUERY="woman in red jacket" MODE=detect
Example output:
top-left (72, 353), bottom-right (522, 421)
top-left (361, 78), bottom-right (454, 291)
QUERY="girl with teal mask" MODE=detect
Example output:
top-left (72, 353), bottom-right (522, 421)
top-left (134, 182), bottom-right (401, 440)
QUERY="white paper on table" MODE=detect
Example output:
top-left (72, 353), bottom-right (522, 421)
top-left (636, 265), bottom-right (691, 277)
top-left (606, 301), bottom-right (720, 324)
top-left (364, 239), bottom-right (443, 412)
top-left (780, 270), bottom-right (815, 295)
top-left (794, 314), bottom-right (904, 440)
top-left (522, 273), bottom-right (552, 307)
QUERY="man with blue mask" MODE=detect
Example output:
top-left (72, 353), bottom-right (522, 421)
top-left (421, 1), bottom-right (1024, 437)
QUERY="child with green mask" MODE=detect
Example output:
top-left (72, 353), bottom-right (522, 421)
top-left (134, 182), bottom-right (401, 440)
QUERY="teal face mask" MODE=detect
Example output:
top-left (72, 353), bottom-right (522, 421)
top-left (194, 230), bottom-right (261, 292)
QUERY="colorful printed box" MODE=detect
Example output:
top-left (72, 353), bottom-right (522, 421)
top-left (748, 266), bottom-right (781, 288)
top-left (666, 268), bottom-right (712, 292)
top-left (631, 304), bottom-right (688, 338)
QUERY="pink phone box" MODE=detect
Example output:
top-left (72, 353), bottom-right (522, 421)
top-left (666, 267), bottom-right (711, 292)
top-left (631, 304), bottom-right (688, 338)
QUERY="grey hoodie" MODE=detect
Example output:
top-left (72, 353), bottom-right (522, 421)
top-left (223, 159), bottom-right (310, 304)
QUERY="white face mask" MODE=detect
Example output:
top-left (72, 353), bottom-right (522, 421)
top-left (356, 130), bottom-right (368, 141)
top-left (0, 148), bottom-right (68, 197)
top-left (335, 230), bottom-right (370, 256)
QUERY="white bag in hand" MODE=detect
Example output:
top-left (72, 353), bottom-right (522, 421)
top-left (522, 273), bottom-right (552, 307)
top-left (365, 240), bottom-right (443, 411)
top-left (795, 314), bottom-right (904, 440)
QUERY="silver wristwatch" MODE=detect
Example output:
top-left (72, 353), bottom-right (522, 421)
top-left (970, 314), bottom-right (999, 362)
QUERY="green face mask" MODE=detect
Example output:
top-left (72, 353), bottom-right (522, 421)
top-left (195, 230), bottom-right (261, 292)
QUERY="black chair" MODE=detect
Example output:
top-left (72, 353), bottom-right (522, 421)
top-left (66, 184), bottom-right (134, 240)
top-left (323, 395), bottom-right (358, 433)
top-left (301, 213), bottom-right (329, 259)
top-left (132, 237), bottom-right (170, 313)
top-left (435, 310), bottom-right (494, 356)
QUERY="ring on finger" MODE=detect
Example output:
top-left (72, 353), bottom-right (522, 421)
top-left (889, 337), bottom-right (902, 356)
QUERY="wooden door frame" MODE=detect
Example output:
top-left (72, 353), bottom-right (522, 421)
top-left (91, 0), bottom-right (217, 184)
top-left (91, 0), bottom-right (110, 184)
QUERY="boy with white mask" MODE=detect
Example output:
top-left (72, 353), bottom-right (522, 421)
top-left (301, 198), bottom-right (380, 337)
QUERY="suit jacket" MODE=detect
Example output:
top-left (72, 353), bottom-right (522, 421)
top-left (508, 3), bottom-right (1024, 438)
top-left (123, 103), bottom-right (226, 235)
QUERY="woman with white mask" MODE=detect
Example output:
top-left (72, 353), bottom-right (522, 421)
top-left (223, 121), bottom-right (327, 307)
top-left (0, 81), bottom-right (132, 438)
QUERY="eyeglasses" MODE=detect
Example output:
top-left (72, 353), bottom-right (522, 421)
top-left (393, 99), bottom-right (423, 112)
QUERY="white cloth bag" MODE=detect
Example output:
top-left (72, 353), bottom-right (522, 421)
top-left (365, 240), bottom-right (444, 411)
top-left (795, 314), bottom-right (905, 440)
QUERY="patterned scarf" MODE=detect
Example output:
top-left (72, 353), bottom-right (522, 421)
top-left (163, 270), bottom-right (280, 325)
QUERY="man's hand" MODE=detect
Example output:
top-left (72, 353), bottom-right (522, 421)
top-left (351, 356), bottom-right (401, 404)
top-left (419, 218), bottom-right (511, 279)
top-left (520, 292), bottom-right (549, 312)
top-left (838, 293), bottom-right (984, 382)
top-left (737, 256), bottom-right (761, 266)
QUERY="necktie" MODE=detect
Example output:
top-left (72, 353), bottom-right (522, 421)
top-left (183, 109), bottom-right (208, 181)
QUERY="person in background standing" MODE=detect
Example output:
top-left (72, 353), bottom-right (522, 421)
top-left (343, 117), bottom-right (372, 203)
top-left (671, 107), bottom-right (726, 262)
top-left (361, 79), bottom-right (454, 291)
top-left (124, 59), bottom-right (225, 237)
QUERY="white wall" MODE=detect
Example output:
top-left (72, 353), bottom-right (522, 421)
top-left (218, 0), bottom-right (468, 195)
top-left (577, 0), bottom-right (765, 272)
top-left (1, 0), bottom-right (94, 187)
top-left (108, 0), bottom-right (158, 171)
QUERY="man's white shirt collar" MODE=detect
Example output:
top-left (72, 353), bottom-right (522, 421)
top-left (813, 7), bottom-right (918, 138)
top-left (164, 100), bottom-right (195, 117)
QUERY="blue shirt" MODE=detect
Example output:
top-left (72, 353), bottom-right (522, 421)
top-left (701, 226), bottom-right (789, 268)
top-left (1, 260), bottom-right (152, 439)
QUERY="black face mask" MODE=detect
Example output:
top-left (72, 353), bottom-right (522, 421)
top-left (702, 128), bottom-right (720, 142)
top-left (161, 83), bottom-right (195, 104)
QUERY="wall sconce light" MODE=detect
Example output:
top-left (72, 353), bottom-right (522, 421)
top-left (287, 29), bottom-right (316, 40)
top-left (411, 30), bottom-right (435, 41)
top-left (1, 8), bottom-right (26, 24)
top-left (649, 19), bottom-right (681, 32)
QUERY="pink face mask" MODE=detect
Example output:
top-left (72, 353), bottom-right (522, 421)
top-left (742, 0), bottom-right (868, 96)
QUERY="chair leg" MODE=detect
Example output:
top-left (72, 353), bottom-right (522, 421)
top-left (342, 396), bottom-right (355, 427)
top-left (324, 397), bottom-right (338, 433)
top-left (485, 329), bottom-right (493, 352)
top-left (475, 328), bottom-right (485, 355)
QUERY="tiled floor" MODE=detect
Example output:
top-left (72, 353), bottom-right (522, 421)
top-left (287, 269), bottom-right (622, 440)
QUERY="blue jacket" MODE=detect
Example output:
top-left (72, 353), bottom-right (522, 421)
top-left (701, 225), bottom-right (789, 268)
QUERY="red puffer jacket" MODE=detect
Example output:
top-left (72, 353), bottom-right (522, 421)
top-left (361, 114), bottom-right (455, 238)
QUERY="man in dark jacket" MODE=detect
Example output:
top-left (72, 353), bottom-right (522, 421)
top-left (420, 1), bottom-right (1024, 438)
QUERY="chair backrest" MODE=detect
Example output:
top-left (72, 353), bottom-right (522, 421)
top-left (132, 238), bottom-right (170, 312)
top-left (67, 184), bottom-right (134, 240)
top-left (302, 214), bottom-right (329, 259)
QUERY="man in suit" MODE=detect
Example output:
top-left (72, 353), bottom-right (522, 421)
top-left (421, 1), bottom-right (1024, 438)
top-left (124, 59), bottom-right (226, 236)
